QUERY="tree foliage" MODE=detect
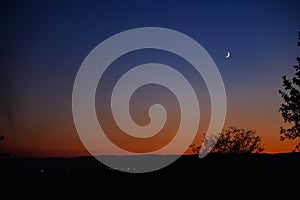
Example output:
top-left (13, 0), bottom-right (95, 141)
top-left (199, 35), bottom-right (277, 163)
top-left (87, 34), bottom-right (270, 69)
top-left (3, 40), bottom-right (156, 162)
top-left (279, 32), bottom-right (300, 151)
top-left (191, 127), bottom-right (264, 154)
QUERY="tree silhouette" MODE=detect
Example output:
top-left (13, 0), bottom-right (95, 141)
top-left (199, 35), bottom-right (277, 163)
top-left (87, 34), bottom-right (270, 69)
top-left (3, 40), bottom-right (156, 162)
top-left (0, 135), bottom-right (12, 159)
top-left (191, 127), bottom-right (264, 154)
top-left (279, 32), bottom-right (300, 152)
top-left (0, 135), bottom-right (5, 159)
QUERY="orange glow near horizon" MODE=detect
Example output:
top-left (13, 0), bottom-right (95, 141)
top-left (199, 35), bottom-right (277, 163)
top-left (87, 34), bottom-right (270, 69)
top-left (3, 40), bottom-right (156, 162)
top-left (1, 101), bottom-right (298, 158)
top-left (1, 59), bottom-right (298, 157)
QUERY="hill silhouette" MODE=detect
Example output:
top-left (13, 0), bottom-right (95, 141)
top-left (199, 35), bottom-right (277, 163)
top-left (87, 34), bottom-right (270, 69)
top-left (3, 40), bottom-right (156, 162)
top-left (1, 153), bottom-right (300, 197)
top-left (1, 153), bottom-right (300, 179)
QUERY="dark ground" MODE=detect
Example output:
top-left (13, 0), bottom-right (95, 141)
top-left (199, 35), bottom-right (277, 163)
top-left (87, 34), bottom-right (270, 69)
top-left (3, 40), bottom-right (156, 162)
top-left (1, 153), bottom-right (300, 177)
top-left (1, 153), bottom-right (299, 196)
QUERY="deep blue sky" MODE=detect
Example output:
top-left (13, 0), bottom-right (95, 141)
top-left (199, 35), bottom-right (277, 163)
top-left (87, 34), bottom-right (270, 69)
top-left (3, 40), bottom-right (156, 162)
top-left (1, 0), bottom-right (300, 156)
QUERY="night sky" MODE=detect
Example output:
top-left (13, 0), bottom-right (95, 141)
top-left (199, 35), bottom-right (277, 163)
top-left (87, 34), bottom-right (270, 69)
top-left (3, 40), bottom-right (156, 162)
top-left (1, 0), bottom-right (300, 157)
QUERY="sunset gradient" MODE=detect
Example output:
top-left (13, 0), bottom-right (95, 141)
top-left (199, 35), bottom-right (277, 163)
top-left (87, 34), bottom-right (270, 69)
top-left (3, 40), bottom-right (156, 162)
top-left (1, 0), bottom-right (300, 157)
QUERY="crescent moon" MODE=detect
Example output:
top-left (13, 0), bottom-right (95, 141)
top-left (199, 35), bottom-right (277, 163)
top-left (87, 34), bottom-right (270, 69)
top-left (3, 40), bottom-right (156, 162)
top-left (225, 51), bottom-right (230, 59)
